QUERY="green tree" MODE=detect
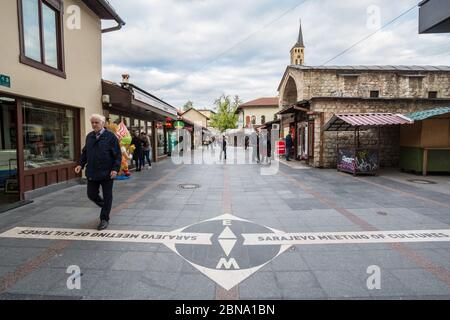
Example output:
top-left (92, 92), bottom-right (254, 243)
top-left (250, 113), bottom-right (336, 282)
top-left (209, 94), bottom-right (240, 132)
top-left (183, 101), bottom-right (194, 111)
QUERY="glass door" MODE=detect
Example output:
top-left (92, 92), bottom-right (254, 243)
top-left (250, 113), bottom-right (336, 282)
top-left (0, 96), bottom-right (20, 207)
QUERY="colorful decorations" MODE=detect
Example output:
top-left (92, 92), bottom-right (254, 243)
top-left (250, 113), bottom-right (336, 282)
top-left (106, 121), bottom-right (135, 179)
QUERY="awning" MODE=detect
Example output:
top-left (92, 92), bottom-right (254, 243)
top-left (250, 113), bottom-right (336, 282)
top-left (102, 80), bottom-right (178, 121)
top-left (404, 106), bottom-right (450, 121)
top-left (276, 105), bottom-right (309, 115)
top-left (260, 119), bottom-right (280, 129)
top-left (323, 113), bottom-right (413, 131)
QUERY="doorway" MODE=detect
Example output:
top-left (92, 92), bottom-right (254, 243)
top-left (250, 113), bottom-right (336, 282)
top-left (297, 122), bottom-right (308, 160)
top-left (0, 96), bottom-right (20, 208)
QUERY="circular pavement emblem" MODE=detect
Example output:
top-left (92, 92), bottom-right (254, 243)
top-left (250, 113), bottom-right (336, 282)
top-left (175, 219), bottom-right (280, 269)
top-left (166, 214), bottom-right (290, 290)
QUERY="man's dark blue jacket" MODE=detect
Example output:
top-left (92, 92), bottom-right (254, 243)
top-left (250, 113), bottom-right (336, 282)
top-left (285, 134), bottom-right (293, 149)
top-left (79, 129), bottom-right (122, 181)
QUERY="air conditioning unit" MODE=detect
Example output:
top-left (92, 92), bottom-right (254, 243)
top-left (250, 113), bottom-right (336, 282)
top-left (102, 94), bottom-right (110, 104)
top-left (272, 124), bottom-right (280, 130)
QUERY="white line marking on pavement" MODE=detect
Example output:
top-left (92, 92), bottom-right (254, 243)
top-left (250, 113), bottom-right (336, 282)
top-left (0, 227), bottom-right (213, 245)
top-left (242, 230), bottom-right (450, 245)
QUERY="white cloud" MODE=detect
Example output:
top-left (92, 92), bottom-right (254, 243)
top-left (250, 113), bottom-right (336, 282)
top-left (102, 0), bottom-right (450, 108)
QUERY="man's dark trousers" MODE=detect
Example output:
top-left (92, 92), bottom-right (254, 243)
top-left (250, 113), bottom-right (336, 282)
top-left (87, 178), bottom-right (114, 222)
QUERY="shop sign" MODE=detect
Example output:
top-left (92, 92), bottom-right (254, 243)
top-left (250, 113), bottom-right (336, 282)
top-left (0, 74), bottom-right (11, 88)
top-left (174, 120), bottom-right (185, 129)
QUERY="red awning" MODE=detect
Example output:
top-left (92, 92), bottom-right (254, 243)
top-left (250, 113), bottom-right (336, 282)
top-left (323, 113), bottom-right (413, 131)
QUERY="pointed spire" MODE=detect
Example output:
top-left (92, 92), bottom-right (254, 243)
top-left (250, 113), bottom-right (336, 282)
top-left (297, 19), bottom-right (304, 47)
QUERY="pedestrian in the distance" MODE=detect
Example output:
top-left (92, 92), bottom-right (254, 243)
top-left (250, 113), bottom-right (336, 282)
top-left (250, 131), bottom-right (258, 163)
top-left (267, 131), bottom-right (272, 163)
top-left (131, 131), bottom-right (143, 171)
top-left (75, 114), bottom-right (121, 231)
top-left (140, 132), bottom-right (152, 169)
top-left (260, 131), bottom-right (268, 164)
top-left (285, 132), bottom-right (293, 161)
top-left (220, 135), bottom-right (227, 160)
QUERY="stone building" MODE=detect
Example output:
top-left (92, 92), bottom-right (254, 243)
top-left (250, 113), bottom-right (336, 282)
top-left (277, 23), bottom-right (450, 168)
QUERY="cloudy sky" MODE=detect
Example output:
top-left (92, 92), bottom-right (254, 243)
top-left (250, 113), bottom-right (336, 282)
top-left (101, 0), bottom-right (450, 109)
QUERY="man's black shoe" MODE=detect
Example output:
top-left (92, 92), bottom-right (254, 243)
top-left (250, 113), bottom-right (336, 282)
top-left (97, 220), bottom-right (109, 231)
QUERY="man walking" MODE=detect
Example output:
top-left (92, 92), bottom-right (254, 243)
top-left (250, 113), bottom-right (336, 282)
top-left (75, 114), bottom-right (121, 231)
top-left (220, 135), bottom-right (227, 161)
top-left (285, 132), bottom-right (293, 161)
top-left (140, 132), bottom-right (152, 169)
top-left (131, 131), bottom-right (143, 171)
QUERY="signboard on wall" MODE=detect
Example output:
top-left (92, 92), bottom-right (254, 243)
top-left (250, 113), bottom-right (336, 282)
top-left (0, 74), bottom-right (11, 88)
top-left (133, 90), bottom-right (177, 116)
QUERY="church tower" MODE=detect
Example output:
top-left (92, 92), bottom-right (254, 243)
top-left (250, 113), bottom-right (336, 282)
top-left (290, 20), bottom-right (305, 65)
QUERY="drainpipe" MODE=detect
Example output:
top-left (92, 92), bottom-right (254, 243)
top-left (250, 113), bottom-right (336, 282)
top-left (99, 0), bottom-right (126, 33)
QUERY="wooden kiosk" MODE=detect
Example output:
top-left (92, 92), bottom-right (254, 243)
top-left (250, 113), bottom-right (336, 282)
top-left (400, 107), bottom-right (450, 176)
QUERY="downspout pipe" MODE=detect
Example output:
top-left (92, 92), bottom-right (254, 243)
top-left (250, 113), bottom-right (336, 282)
top-left (98, 0), bottom-right (126, 33)
top-left (102, 22), bottom-right (125, 33)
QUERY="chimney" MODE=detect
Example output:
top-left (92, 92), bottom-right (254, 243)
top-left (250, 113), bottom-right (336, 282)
top-left (121, 74), bottom-right (130, 84)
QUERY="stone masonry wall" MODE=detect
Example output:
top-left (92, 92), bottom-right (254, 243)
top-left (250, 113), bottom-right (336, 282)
top-left (297, 70), bottom-right (450, 100)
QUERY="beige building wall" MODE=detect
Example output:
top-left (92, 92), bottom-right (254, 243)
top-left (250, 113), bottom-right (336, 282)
top-left (0, 0), bottom-right (104, 140)
top-left (238, 107), bottom-right (279, 128)
top-left (182, 109), bottom-right (208, 128)
top-left (198, 110), bottom-right (215, 128)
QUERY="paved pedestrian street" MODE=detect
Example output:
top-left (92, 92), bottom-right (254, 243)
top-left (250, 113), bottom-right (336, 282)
top-left (1, 147), bottom-right (450, 300)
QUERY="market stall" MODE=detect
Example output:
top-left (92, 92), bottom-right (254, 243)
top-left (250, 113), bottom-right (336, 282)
top-left (323, 113), bottom-right (413, 176)
top-left (400, 107), bottom-right (450, 175)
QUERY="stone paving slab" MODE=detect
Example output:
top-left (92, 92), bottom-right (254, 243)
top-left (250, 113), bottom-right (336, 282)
top-left (0, 156), bottom-right (449, 299)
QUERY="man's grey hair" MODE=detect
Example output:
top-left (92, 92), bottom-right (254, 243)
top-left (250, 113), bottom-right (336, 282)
top-left (90, 114), bottom-right (106, 124)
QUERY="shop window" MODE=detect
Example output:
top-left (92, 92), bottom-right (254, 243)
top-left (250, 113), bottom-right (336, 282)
top-left (428, 91), bottom-right (438, 99)
top-left (146, 121), bottom-right (152, 136)
top-left (19, 0), bottom-right (65, 77)
top-left (156, 122), bottom-right (166, 157)
top-left (261, 115), bottom-right (266, 125)
top-left (251, 116), bottom-right (256, 125)
top-left (131, 118), bottom-right (139, 133)
top-left (22, 101), bottom-right (75, 170)
top-left (123, 117), bottom-right (130, 129)
top-left (140, 120), bottom-right (146, 134)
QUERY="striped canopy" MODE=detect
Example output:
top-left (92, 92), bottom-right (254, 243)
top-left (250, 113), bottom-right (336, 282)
top-left (323, 113), bottom-right (413, 131)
